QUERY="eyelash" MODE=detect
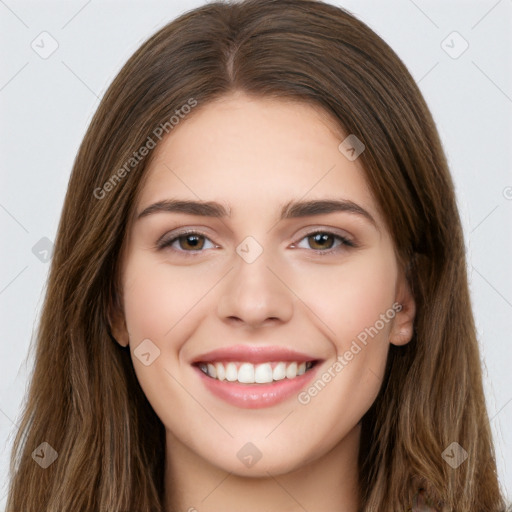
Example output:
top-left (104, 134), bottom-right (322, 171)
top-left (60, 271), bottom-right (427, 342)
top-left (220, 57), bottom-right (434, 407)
top-left (156, 229), bottom-right (356, 257)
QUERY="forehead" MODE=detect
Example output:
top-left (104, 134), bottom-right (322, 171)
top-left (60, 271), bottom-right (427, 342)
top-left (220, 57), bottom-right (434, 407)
top-left (135, 93), bottom-right (380, 225)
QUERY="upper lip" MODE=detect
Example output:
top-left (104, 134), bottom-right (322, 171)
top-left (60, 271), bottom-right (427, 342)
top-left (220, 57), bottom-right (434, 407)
top-left (191, 345), bottom-right (319, 365)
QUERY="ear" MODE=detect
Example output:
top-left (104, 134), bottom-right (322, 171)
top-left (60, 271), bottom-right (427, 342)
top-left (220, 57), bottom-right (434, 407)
top-left (107, 298), bottom-right (130, 348)
top-left (389, 268), bottom-right (416, 346)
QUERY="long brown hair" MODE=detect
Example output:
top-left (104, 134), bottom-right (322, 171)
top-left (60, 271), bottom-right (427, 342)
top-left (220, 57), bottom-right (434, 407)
top-left (6, 0), bottom-right (508, 510)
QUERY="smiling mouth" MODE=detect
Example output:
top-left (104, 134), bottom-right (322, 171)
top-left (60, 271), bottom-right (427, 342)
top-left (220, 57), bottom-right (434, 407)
top-left (195, 360), bottom-right (318, 384)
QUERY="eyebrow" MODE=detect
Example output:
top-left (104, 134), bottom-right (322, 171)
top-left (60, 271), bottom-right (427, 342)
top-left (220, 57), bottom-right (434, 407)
top-left (136, 198), bottom-right (377, 228)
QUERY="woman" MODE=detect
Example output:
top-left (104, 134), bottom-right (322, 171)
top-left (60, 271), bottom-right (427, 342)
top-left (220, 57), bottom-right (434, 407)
top-left (5, 0), bottom-right (509, 510)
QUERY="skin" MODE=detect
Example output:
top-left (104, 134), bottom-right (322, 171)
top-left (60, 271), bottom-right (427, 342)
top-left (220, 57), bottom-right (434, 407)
top-left (111, 91), bottom-right (416, 512)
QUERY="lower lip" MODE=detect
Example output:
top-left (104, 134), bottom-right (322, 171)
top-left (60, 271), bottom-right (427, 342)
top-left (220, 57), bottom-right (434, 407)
top-left (193, 364), bottom-right (320, 409)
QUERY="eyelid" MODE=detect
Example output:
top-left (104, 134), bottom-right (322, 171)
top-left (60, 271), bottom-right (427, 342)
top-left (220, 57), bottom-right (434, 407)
top-left (155, 228), bottom-right (217, 253)
top-left (291, 230), bottom-right (356, 254)
top-left (293, 225), bottom-right (355, 244)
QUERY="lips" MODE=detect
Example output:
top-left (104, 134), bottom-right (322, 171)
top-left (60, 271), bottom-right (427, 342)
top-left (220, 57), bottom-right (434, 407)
top-left (191, 344), bottom-right (318, 365)
top-left (191, 345), bottom-right (322, 409)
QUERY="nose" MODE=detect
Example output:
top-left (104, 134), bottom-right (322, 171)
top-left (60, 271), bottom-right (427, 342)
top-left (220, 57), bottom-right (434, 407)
top-left (216, 245), bottom-right (294, 329)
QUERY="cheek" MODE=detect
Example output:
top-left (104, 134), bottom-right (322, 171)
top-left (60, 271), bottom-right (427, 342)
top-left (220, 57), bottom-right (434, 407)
top-left (295, 248), bottom-right (398, 344)
top-left (292, 250), bottom-right (397, 429)
top-left (119, 252), bottom-right (215, 422)
top-left (121, 252), bottom-right (213, 343)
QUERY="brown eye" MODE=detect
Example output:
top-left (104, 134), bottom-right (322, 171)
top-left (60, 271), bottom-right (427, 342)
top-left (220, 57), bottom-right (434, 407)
top-left (158, 231), bottom-right (216, 254)
top-left (294, 230), bottom-right (355, 253)
top-left (307, 233), bottom-right (336, 250)
top-left (177, 234), bottom-right (206, 251)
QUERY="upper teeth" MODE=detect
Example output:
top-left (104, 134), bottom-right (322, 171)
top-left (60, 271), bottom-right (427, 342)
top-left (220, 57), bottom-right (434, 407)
top-left (198, 361), bottom-right (313, 384)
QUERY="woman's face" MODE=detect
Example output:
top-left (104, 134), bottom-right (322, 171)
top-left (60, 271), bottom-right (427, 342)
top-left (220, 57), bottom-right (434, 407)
top-left (112, 91), bottom-right (415, 476)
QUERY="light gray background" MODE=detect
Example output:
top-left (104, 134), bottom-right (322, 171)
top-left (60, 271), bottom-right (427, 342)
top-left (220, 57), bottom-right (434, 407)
top-left (1, 0), bottom-right (511, 507)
